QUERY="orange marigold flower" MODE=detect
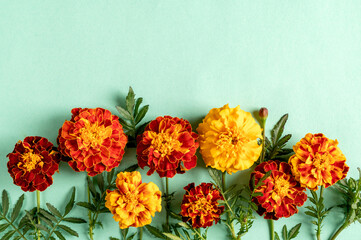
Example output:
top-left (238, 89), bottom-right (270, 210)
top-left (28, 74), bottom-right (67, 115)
top-left (136, 116), bottom-right (199, 178)
top-left (180, 183), bottom-right (224, 228)
top-left (250, 161), bottom-right (307, 220)
top-left (197, 104), bottom-right (262, 174)
top-left (105, 171), bottom-right (162, 229)
top-left (57, 108), bottom-right (128, 176)
top-left (289, 133), bottom-right (349, 190)
top-left (7, 136), bottom-right (60, 192)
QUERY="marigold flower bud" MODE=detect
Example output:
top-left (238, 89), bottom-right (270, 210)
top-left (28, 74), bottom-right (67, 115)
top-left (259, 107), bottom-right (268, 119)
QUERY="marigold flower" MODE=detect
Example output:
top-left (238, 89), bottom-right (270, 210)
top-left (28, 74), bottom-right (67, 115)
top-left (136, 116), bottom-right (198, 178)
top-left (7, 136), bottom-right (60, 192)
top-left (57, 108), bottom-right (128, 176)
top-left (289, 133), bottom-right (349, 190)
top-left (250, 160), bottom-right (307, 220)
top-left (180, 183), bottom-right (224, 228)
top-left (105, 171), bottom-right (162, 229)
top-left (197, 104), bottom-right (262, 174)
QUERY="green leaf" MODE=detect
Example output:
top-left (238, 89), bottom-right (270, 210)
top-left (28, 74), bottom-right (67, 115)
top-left (97, 174), bottom-right (105, 193)
top-left (87, 177), bottom-right (97, 198)
top-left (35, 223), bottom-right (49, 233)
top-left (124, 164), bottom-right (139, 172)
top-left (58, 224), bottom-right (79, 237)
top-left (277, 134), bottom-right (292, 147)
top-left (63, 217), bottom-right (87, 224)
top-left (274, 232), bottom-right (281, 240)
top-left (109, 238), bottom-right (120, 240)
top-left (207, 167), bottom-right (222, 190)
top-left (305, 211), bottom-right (318, 218)
top-left (54, 230), bottom-right (66, 240)
top-left (134, 97), bottom-right (143, 116)
top-left (135, 105), bottom-right (149, 125)
top-left (107, 168), bottom-right (116, 185)
top-left (271, 114), bottom-right (288, 144)
top-left (39, 209), bottom-right (57, 222)
top-left (11, 194), bottom-right (24, 222)
top-left (177, 222), bottom-right (191, 229)
top-left (145, 225), bottom-right (166, 239)
top-left (116, 106), bottom-right (132, 120)
top-left (288, 223), bottom-right (302, 239)
top-left (169, 211), bottom-right (182, 221)
top-left (126, 87), bottom-right (136, 115)
top-left (1, 190), bottom-right (9, 216)
top-left (163, 233), bottom-right (183, 240)
top-left (255, 171), bottom-right (272, 189)
top-left (46, 203), bottom-right (62, 218)
top-left (1, 230), bottom-right (16, 240)
top-left (127, 233), bottom-right (136, 240)
top-left (0, 223), bottom-right (9, 233)
top-left (64, 187), bottom-right (76, 215)
top-left (282, 225), bottom-right (288, 240)
top-left (77, 202), bottom-right (96, 212)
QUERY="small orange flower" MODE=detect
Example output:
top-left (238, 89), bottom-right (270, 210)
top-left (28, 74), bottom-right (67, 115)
top-left (57, 108), bottom-right (128, 176)
top-left (136, 116), bottom-right (198, 178)
top-left (250, 161), bottom-right (307, 220)
top-left (105, 171), bottom-right (162, 229)
top-left (289, 133), bottom-right (349, 190)
top-left (7, 136), bottom-right (60, 192)
top-left (180, 183), bottom-right (224, 228)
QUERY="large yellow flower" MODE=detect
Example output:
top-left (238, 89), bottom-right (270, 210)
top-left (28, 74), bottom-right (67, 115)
top-left (197, 104), bottom-right (262, 174)
top-left (289, 133), bottom-right (349, 190)
top-left (105, 171), bottom-right (162, 229)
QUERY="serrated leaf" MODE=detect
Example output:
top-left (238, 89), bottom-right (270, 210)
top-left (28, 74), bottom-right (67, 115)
top-left (277, 134), bottom-right (292, 147)
top-left (135, 105), bottom-right (149, 125)
top-left (77, 202), bottom-right (96, 212)
top-left (54, 230), bottom-right (66, 240)
top-left (124, 164), bottom-right (139, 172)
top-left (126, 87), bottom-right (136, 115)
top-left (2, 190), bottom-right (9, 216)
top-left (255, 171), bottom-right (272, 189)
top-left (39, 209), bottom-right (57, 222)
top-left (58, 224), bottom-right (78, 237)
top-left (64, 187), bottom-right (76, 215)
top-left (97, 174), bottom-right (105, 193)
top-left (282, 225), bottom-right (288, 240)
top-left (271, 114), bottom-right (288, 144)
top-left (87, 177), bottom-right (97, 198)
top-left (107, 168), bottom-right (116, 185)
top-left (11, 194), bottom-right (24, 222)
top-left (169, 211), bottom-right (182, 221)
top-left (207, 167), bottom-right (222, 190)
top-left (110, 238), bottom-right (120, 240)
top-left (63, 217), bottom-right (87, 224)
top-left (163, 233), bottom-right (183, 240)
top-left (35, 223), bottom-right (49, 233)
top-left (305, 211), bottom-right (318, 218)
top-left (134, 97), bottom-right (143, 116)
top-left (1, 230), bottom-right (16, 240)
top-left (145, 225), bottom-right (165, 238)
top-left (274, 232), bottom-right (281, 240)
top-left (39, 215), bottom-right (53, 227)
top-left (252, 192), bottom-right (264, 197)
top-left (116, 106), bottom-right (132, 120)
top-left (289, 223), bottom-right (302, 239)
top-left (0, 223), bottom-right (9, 233)
top-left (46, 203), bottom-right (62, 218)
top-left (177, 222), bottom-right (191, 229)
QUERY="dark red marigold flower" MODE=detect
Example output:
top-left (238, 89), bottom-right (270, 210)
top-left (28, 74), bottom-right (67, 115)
top-left (136, 116), bottom-right (199, 178)
top-left (250, 160), bottom-right (307, 220)
top-left (7, 136), bottom-right (60, 192)
top-left (180, 183), bottom-right (224, 228)
top-left (57, 108), bottom-right (128, 176)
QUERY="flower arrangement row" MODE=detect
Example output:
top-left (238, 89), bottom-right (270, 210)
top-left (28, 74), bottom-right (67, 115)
top-left (1, 87), bottom-right (360, 240)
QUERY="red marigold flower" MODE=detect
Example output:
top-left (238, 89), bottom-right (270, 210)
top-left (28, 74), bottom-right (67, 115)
top-left (57, 108), bottom-right (128, 176)
top-left (136, 116), bottom-right (198, 178)
top-left (7, 136), bottom-right (60, 192)
top-left (289, 133), bottom-right (349, 190)
top-left (250, 160), bottom-right (307, 220)
top-left (180, 183), bottom-right (224, 228)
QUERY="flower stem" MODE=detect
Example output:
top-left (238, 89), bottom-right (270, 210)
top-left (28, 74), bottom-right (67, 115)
top-left (329, 208), bottom-right (352, 240)
top-left (138, 227), bottom-right (143, 240)
top-left (316, 186), bottom-right (324, 240)
top-left (36, 190), bottom-right (41, 240)
top-left (269, 219), bottom-right (274, 240)
top-left (165, 177), bottom-right (170, 232)
top-left (87, 186), bottom-right (94, 240)
top-left (221, 172), bottom-right (237, 240)
top-left (260, 119), bottom-right (266, 163)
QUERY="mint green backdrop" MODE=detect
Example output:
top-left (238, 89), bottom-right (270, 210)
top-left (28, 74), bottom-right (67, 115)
top-left (1, 1), bottom-right (361, 240)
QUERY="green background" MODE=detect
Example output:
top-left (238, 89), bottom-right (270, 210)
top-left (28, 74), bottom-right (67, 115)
top-left (1, 1), bottom-right (361, 239)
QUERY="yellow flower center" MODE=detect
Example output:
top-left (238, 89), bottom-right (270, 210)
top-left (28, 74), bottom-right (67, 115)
top-left (273, 176), bottom-right (290, 198)
top-left (151, 132), bottom-right (182, 157)
top-left (313, 152), bottom-right (332, 169)
top-left (123, 191), bottom-right (140, 211)
top-left (79, 119), bottom-right (112, 148)
top-left (216, 129), bottom-right (249, 152)
top-left (19, 150), bottom-right (44, 172)
top-left (192, 195), bottom-right (213, 213)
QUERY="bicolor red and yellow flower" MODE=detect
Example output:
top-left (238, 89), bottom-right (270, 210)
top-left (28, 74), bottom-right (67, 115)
top-left (105, 171), bottom-right (162, 229)
top-left (136, 116), bottom-right (198, 178)
top-left (180, 182), bottom-right (224, 228)
top-left (197, 104), bottom-right (262, 174)
top-left (289, 133), bottom-right (349, 190)
top-left (250, 160), bottom-right (307, 220)
top-left (57, 108), bottom-right (128, 176)
top-left (7, 136), bottom-right (60, 192)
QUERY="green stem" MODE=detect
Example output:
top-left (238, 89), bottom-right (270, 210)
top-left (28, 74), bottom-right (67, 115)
top-left (1, 214), bottom-right (27, 240)
top-left (269, 219), bottom-right (274, 240)
top-left (36, 190), bottom-right (41, 240)
top-left (316, 186), bottom-right (324, 240)
top-left (329, 210), bottom-right (352, 240)
top-left (193, 228), bottom-right (207, 240)
top-left (88, 186), bottom-right (94, 240)
top-left (221, 172), bottom-right (237, 240)
top-left (138, 227), bottom-right (143, 240)
top-left (260, 120), bottom-right (266, 163)
top-left (165, 177), bottom-right (170, 232)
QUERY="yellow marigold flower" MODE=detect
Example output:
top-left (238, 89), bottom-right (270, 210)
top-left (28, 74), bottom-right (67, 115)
top-left (289, 133), bottom-right (349, 190)
top-left (197, 104), bottom-right (262, 174)
top-left (105, 171), bottom-right (162, 229)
